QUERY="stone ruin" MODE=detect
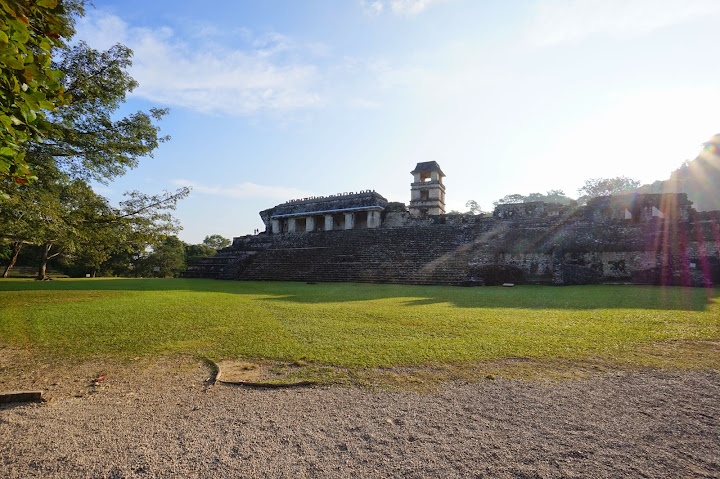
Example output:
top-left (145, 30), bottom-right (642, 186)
top-left (260, 190), bottom-right (387, 234)
top-left (183, 162), bottom-right (720, 287)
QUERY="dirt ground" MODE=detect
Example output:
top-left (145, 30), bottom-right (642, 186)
top-left (1, 356), bottom-right (719, 478)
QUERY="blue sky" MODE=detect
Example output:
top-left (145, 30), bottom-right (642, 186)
top-left (75, 0), bottom-right (720, 243)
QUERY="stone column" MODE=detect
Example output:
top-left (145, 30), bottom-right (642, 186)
top-left (344, 212), bottom-right (355, 230)
top-left (368, 211), bottom-right (381, 228)
top-left (271, 219), bottom-right (281, 234)
top-left (324, 215), bottom-right (333, 231)
top-left (306, 216), bottom-right (315, 232)
top-left (288, 218), bottom-right (297, 233)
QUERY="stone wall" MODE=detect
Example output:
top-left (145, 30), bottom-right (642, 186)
top-left (184, 207), bottom-right (720, 287)
top-left (259, 190), bottom-right (388, 234)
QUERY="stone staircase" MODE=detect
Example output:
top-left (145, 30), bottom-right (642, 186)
top-left (246, 226), bottom-right (472, 284)
top-left (184, 225), bottom-right (479, 285)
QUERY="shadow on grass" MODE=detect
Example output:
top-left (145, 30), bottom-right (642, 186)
top-left (0, 278), bottom-right (717, 312)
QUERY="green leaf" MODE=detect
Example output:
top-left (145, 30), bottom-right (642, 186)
top-left (47, 68), bottom-right (64, 80)
top-left (0, 0), bottom-right (14, 16)
top-left (2, 55), bottom-right (23, 70)
top-left (10, 28), bottom-right (29, 45)
top-left (37, 0), bottom-right (59, 8)
top-left (20, 91), bottom-right (40, 110)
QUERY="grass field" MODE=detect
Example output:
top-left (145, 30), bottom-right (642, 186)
top-left (1, 279), bottom-right (719, 383)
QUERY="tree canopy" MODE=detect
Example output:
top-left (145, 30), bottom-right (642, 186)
top-left (576, 177), bottom-right (640, 205)
top-left (0, 0), bottom-right (82, 187)
top-left (26, 41), bottom-right (169, 182)
top-left (203, 234), bottom-right (231, 250)
top-left (493, 190), bottom-right (574, 207)
top-left (464, 200), bottom-right (485, 215)
top-left (0, 167), bottom-right (189, 278)
top-left (137, 235), bottom-right (187, 278)
top-left (1, 5), bottom-right (189, 279)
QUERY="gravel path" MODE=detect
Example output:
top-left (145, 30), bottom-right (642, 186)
top-left (1, 362), bottom-right (719, 478)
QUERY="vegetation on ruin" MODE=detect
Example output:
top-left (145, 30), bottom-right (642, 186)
top-left (1, 279), bottom-right (718, 384)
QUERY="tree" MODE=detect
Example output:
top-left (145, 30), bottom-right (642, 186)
top-left (0, 164), bottom-right (68, 277)
top-left (1, 240), bottom-right (22, 277)
top-left (62, 218), bottom-right (127, 277)
top-left (493, 193), bottom-right (525, 206)
top-left (35, 177), bottom-right (102, 279)
top-left (186, 243), bottom-right (216, 263)
top-left (139, 236), bottom-right (187, 278)
top-left (465, 200), bottom-right (484, 215)
top-left (63, 187), bottom-right (189, 278)
top-left (203, 234), bottom-right (230, 250)
top-left (577, 177), bottom-right (640, 205)
top-left (0, 0), bottom-right (82, 187)
top-left (1, 30), bottom-right (188, 278)
top-left (0, 165), bottom-right (189, 279)
top-left (491, 190), bottom-right (576, 209)
top-left (1, 171), bottom-right (127, 280)
top-left (115, 188), bottom-right (189, 249)
top-left (524, 189), bottom-right (574, 205)
top-left (26, 41), bottom-right (169, 182)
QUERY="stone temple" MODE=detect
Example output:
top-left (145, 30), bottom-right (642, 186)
top-left (184, 162), bottom-right (720, 286)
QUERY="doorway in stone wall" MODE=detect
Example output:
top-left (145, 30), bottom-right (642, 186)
top-left (355, 211), bottom-right (368, 229)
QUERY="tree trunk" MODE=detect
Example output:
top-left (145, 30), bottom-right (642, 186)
top-left (37, 244), bottom-right (51, 280)
top-left (2, 242), bottom-right (23, 278)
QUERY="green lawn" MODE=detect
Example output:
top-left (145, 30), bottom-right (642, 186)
top-left (1, 279), bottom-right (718, 376)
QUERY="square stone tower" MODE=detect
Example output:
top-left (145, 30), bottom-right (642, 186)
top-left (409, 161), bottom-right (445, 217)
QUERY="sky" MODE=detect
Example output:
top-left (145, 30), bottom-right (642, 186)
top-left (74, 0), bottom-right (720, 244)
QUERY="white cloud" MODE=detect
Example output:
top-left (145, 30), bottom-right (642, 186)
top-left (173, 179), bottom-right (311, 201)
top-left (361, 1), bottom-right (384, 15)
top-left (528, 0), bottom-right (720, 46)
top-left (390, 0), bottom-right (439, 15)
top-left (75, 12), bottom-right (324, 116)
top-left (347, 97), bottom-right (382, 109)
top-left (362, 0), bottom-right (446, 16)
top-left (74, 12), bottom-right (128, 49)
